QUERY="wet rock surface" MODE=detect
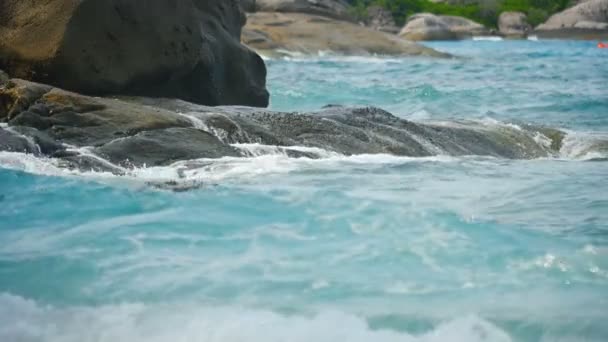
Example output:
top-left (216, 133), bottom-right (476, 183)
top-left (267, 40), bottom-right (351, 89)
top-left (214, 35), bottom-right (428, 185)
top-left (96, 128), bottom-right (241, 167)
top-left (0, 127), bottom-right (39, 155)
top-left (0, 79), bottom-right (567, 174)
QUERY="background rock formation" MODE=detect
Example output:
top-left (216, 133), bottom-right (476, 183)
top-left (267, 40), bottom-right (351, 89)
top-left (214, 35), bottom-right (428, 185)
top-left (365, 5), bottom-right (401, 34)
top-left (399, 13), bottom-right (489, 40)
top-left (535, 0), bottom-right (608, 38)
top-left (498, 12), bottom-right (532, 37)
top-left (400, 13), bottom-right (458, 40)
top-left (0, 0), bottom-right (269, 107)
top-left (440, 15), bottom-right (490, 36)
top-left (256, 0), bottom-right (353, 21)
top-left (243, 12), bottom-right (448, 56)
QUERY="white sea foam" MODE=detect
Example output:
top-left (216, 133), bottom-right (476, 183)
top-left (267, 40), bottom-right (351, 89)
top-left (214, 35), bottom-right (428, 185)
top-left (472, 36), bottom-right (503, 41)
top-left (273, 52), bottom-right (406, 64)
top-left (0, 151), bottom-right (75, 176)
top-left (533, 132), bottom-right (553, 149)
top-left (559, 131), bottom-right (608, 160)
top-left (139, 152), bottom-right (456, 184)
top-left (478, 117), bottom-right (522, 131)
top-left (176, 111), bottom-right (240, 143)
top-left (0, 293), bottom-right (513, 342)
top-left (1, 122), bottom-right (606, 186)
top-left (233, 143), bottom-right (342, 158)
top-left (177, 111), bottom-right (208, 130)
top-left (0, 127), bottom-right (604, 188)
top-left (0, 147), bottom-right (457, 186)
top-left (275, 49), bottom-right (307, 59)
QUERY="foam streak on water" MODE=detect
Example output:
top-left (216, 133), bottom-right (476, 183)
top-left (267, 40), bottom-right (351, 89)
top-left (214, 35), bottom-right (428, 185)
top-left (1, 40), bottom-right (608, 342)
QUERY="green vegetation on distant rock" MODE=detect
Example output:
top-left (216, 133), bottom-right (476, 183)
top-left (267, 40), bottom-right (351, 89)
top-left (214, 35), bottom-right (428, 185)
top-left (347, 0), bottom-right (571, 27)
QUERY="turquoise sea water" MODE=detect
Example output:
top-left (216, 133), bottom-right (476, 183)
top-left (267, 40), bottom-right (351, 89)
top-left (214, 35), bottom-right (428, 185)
top-left (1, 40), bottom-right (607, 341)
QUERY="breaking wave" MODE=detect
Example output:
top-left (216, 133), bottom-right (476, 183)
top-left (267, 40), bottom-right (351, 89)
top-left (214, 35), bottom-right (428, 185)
top-left (0, 117), bottom-right (606, 188)
top-left (0, 293), bottom-right (513, 342)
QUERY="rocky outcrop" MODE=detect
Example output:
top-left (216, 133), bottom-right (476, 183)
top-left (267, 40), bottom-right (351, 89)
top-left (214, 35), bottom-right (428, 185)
top-left (256, 0), bottom-right (353, 21)
top-left (1, 78), bottom-right (568, 176)
top-left (399, 13), bottom-right (489, 41)
top-left (535, 0), bottom-right (608, 38)
top-left (499, 12), bottom-right (532, 37)
top-left (0, 128), bottom-right (42, 155)
top-left (0, 0), bottom-right (269, 107)
top-left (365, 6), bottom-right (400, 34)
top-left (243, 12), bottom-right (447, 56)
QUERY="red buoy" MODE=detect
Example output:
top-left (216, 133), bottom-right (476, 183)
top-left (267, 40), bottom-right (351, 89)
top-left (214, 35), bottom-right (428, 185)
top-left (599, 42), bottom-right (607, 48)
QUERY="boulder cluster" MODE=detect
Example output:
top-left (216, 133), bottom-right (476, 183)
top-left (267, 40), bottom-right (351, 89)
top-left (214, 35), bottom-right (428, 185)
top-left (242, 0), bottom-right (607, 41)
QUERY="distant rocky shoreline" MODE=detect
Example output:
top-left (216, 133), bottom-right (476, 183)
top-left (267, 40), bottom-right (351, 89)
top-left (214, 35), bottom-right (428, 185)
top-left (242, 12), bottom-right (448, 57)
top-left (243, 0), bottom-right (607, 49)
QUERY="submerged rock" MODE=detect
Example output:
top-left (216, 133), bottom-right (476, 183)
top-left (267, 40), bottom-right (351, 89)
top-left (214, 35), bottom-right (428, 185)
top-left (499, 12), bottom-right (532, 38)
top-left (535, 0), bottom-right (608, 39)
top-left (1, 78), bottom-right (570, 174)
top-left (399, 13), bottom-right (490, 41)
top-left (243, 12), bottom-right (447, 56)
top-left (0, 0), bottom-right (269, 107)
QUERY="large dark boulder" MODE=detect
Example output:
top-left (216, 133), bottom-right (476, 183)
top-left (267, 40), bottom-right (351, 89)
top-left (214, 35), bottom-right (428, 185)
top-left (0, 0), bottom-right (269, 107)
